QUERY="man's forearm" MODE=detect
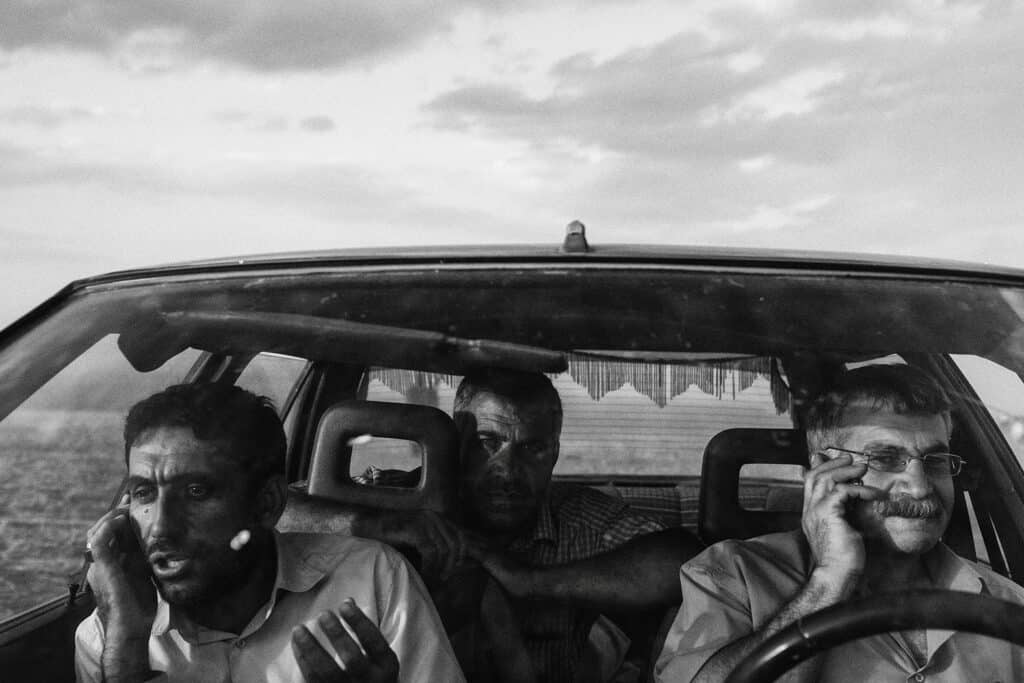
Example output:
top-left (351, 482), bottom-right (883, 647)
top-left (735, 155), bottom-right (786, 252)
top-left (518, 528), bottom-right (702, 611)
top-left (691, 569), bottom-right (857, 683)
top-left (101, 627), bottom-right (154, 683)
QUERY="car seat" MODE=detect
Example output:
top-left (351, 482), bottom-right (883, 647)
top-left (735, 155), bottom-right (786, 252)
top-left (304, 400), bottom-right (460, 515)
top-left (698, 428), bottom-right (808, 544)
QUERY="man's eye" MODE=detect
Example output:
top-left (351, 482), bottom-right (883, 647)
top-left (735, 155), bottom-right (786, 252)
top-left (131, 486), bottom-right (155, 502)
top-left (186, 484), bottom-right (210, 499)
top-left (524, 442), bottom-right (547, 457)
top-left (869, 454), bottom-right (905, 471)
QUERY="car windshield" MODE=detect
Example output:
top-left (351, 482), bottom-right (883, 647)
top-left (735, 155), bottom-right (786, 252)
top-left (2, 259), bottom-right (1024, 679)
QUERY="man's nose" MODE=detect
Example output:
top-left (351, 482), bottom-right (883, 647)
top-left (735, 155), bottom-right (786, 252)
top-left (489, 445), bottom-right (513, 472)
top-left (487, 444), bottom-right (521, 477)
top-left (895, 458), bottom-right (932, 497)
top-left (145, 493), bottom-right (183, 540)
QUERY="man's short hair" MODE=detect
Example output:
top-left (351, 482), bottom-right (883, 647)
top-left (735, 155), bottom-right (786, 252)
top-left (805, 364), bottom-right (953, 455)
top-left (124, 383), bottom-right (286, 487)
top-left (454, 368), bottom-right (563, 433)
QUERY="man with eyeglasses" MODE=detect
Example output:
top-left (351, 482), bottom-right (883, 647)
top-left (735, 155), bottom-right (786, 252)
top-left (655, 363), bottom-right (1024, 682)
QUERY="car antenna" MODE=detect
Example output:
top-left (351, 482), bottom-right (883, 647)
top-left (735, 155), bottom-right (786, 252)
top-left (561, 220), bottom-right (590, 253)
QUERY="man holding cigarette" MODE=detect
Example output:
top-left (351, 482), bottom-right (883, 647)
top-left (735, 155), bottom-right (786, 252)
top-left (74, 383), bottom-right (463, 683)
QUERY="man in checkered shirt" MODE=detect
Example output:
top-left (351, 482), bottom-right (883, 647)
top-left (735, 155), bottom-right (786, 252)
top-left (331, 369), bottom-right (703, 683)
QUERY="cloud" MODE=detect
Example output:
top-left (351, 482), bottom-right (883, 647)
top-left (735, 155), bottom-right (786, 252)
top-left (211, 110), bottom-right (303, 132)
top-left (300, 116), bottom-right (336, 133)
top-left (706, 66), bottom-right (845, 123)
top-left (0, 0), bottom-right (489, 72)
top-left (0, 104), bottom-right (101, 128)
top-left (424, 2), bottom-right (1024, 186)
top-left (425, 3), bottom-right (1020, 163)
top-left (0, 139), bottom-right (524, 242)
top-left (424, 33), bottom-right (854, 165)
top-left (738, 155), bottom-right (774, 173)
top-left (722, 194), bottom-right (835, 233)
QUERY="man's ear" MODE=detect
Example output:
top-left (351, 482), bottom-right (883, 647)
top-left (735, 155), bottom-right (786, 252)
top-left (255, 474), bottom-right (287, 529)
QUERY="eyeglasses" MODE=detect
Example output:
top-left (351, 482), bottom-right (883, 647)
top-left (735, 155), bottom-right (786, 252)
top-left (822, 446), bottom-right (965, 477)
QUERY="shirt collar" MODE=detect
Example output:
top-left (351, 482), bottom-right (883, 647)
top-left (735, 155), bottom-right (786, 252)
top-left (507, 496), bottom-right (557, 552)
top-left (151, 531), bottom-right (334, 640)
top-left (924, 541), bottom-right (988, 594)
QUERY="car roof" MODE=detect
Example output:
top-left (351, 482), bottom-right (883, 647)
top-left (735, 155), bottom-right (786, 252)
top-left (68, 242), bottom-right (1024, 289)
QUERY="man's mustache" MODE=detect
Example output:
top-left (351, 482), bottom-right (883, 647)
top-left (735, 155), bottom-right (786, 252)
top-left (145, 540), bottom-right (192, 560)
top-left (481, 476), bottom-right (530, 497)
top-left (874, 495), bottom-right (944, 518)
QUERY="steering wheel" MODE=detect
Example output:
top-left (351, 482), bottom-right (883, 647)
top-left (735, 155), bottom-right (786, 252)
top-left (725, 589), bottom-right (1024, 683)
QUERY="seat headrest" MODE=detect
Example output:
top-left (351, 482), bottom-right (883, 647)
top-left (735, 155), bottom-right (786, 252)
top-left (306, 400), bottom-right (459, 515)
top-left (698, 428), bottom-right (808, 544)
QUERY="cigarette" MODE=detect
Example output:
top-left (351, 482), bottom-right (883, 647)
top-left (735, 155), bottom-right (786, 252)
top-left (230, 529), bottom-right (251, 551)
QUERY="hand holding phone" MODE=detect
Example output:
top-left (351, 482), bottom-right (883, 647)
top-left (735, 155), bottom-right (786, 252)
top-left (801, 452), bottom-right (886, 586)
top-left (85, 494), bottom-right (156, 636)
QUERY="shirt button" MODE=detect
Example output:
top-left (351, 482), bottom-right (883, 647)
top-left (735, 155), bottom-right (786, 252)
top-left (236, 639), bottom-right (246, 649)
top-left (912, 674), bottom-right (924, 682)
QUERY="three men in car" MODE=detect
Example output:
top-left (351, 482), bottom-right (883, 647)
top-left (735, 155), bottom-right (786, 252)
top-left (655, 364), bottom-right (1024, 682)
top-left (82, 362), bottom-right (1024, 682)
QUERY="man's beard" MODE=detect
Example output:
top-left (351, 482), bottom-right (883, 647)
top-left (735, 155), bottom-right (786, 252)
top-left (152, 542), bottom-right (257, 609)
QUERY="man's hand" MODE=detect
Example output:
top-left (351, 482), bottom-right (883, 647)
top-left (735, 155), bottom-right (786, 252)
top-left (291, 601), bottom-right (399, 683)
top-left (85, 494), bottom-right (157, 682)
top-left (374, 510), bottom-right (485, 580)
top-left (802, 452), bottom-right (886, 588)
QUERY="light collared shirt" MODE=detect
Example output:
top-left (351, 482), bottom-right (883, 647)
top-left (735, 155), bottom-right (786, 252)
top-left (655, 530), bottom-right (1024, 683)
top-left (75, 532), bottom-right (465, 683)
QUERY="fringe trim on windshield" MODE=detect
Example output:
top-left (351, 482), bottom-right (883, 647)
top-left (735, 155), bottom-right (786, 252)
top-left (369, 356), bottom-right (790, 414)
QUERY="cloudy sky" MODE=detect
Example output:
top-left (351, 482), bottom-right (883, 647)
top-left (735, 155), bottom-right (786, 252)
top-left (1, 0), bottom-right (1022, 325)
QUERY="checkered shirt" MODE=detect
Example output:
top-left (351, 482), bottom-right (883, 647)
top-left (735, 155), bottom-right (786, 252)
top-left (506, 482), bottom-right (666, 683)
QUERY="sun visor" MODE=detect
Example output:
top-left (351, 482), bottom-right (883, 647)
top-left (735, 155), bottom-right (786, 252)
top-left (117, 310), bottom-right (567, 375)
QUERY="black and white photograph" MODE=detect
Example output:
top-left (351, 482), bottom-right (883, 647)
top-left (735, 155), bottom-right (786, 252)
top-left (1, 2), bottom-right (1023, 682)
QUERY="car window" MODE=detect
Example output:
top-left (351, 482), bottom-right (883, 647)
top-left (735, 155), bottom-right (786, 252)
top-left (362, 357), bottom-right (793, 477)
top-left (953, 354), bottom-right (1024, 464)
top-left (0, 335), bottom-right (200, 620)
top-left (235, 352), bottom-right (308, 416)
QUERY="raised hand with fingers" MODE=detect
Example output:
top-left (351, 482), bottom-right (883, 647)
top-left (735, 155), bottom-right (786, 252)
top-left (84, 493), bottom-right (158, 682)
top-left (802, 451), bottom-right (886, 588)
top-left (291, 600), bottom-right (399, 683)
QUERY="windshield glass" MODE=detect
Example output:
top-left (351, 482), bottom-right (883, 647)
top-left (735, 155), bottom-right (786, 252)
top-left (1, 264), bottom-right (1023, 620)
